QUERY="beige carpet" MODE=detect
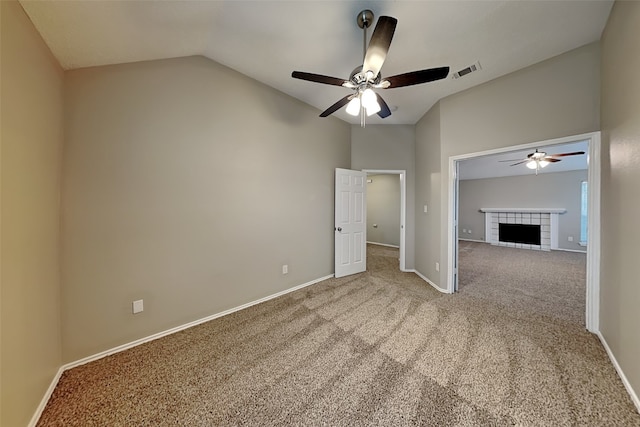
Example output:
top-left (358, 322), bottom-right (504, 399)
top-left (38, 243), bottom-right (640, 426)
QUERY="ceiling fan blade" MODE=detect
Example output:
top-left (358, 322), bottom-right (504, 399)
top-left (547, 151), bottom-right (586, 158)
top-left (291, 71), bottom-right (347, 87)
top-left (499, 159), bottom-right (525, 162)
top-left (545, 158), bottom-right (561, 163)
top-left (384, 67), bottom-right (450, 88)
top-left (376, 93), bottom-right (392, 118)
top-left (510, 160), bottom-right (529, 166)
top-left (362, 16), bottom-right (397, 79)
top-left (319, 95), bottom-right (352, 117)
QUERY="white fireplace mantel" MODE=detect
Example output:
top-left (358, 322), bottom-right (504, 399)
top-left (480, 208), bottom-right (566, 214)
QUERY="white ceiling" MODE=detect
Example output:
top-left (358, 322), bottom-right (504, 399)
top-left (19, 1), bottom-right (613, 125)
top-left (458, 140), bottom-right (589, 180)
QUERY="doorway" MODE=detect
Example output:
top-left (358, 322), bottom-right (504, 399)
top-left (447, 132), bottom-right (601, 332)
top-left (363, 169), bottom-right (407, 271)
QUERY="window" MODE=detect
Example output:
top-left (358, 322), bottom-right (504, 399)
top-left (580, 181), bottom-right (588, 245)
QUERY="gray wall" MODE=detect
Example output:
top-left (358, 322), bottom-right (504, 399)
top-left (459, 170), bottom-right (587, 251)
top-left (62, 56), bottom-right (350, 362)
top-left (367, 174), bottom-right (401, 247)
top-left (600, 0), bottom-right (640, 403)
top-left (415, 104), bottom-right (442, 283)
top-left (1, 1), bottom-right (64, 425)
top-left (351, 125), bottom-right (416, 269)
top-left (415, 42), bottom-right (600, 287)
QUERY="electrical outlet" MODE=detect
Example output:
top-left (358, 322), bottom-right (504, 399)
top-left (468, 229), bottom-right (472, 234)
top-left (282, 264), bottom-right (288, 275)
top-left (423, 205), bottom-right (428, 213)
top-left (435, 262), bottom-right (440, 272)
top-left (568, 236), bottom-right (574, 242)
top-left (132, 299), bottom-right (144, 314)
top-left (462, 228), bottom-right (467, 233)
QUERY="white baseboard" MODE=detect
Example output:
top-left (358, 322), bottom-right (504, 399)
top-left (408, 269), bottom-right (450, 294)
top-left (554, 248), bottom-right (587, 254)
top-left (458, 238), bottom-right (486, 243)
top-left (29, 274), bottom-right (333, 426)
top-left (28, 366), bottom-right (64, 427)
top-left (596, 331), bottom-right (640, 413)
top-left (366, 241), bottom-right (400, 248)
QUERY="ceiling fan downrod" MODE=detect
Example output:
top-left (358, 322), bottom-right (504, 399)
top-left (357, 10), bottom-right (374, 63)
top-left (357, 10), bottom-right (375, 127)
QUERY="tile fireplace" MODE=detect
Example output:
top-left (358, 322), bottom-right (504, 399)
top-left (480, 208), bottom-right (566, 251)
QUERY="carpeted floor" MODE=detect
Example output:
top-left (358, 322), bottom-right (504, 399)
top-left (37, 243), bottom-right (640, 426)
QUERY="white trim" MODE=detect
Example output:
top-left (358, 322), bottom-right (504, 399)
top-left (29, 274), bottom-right (333, 426)
top-left (458, 238), bottom-right (486, 243)
top-left (447, 157), bottom-right (458, 292)
top-left (448, 132), bottom-right (601, 331)
top-left (554, 248), bottom-right (587, 254)
top-left (363, 169), bottom-right (407, 271)
top-left (550, 213), bottom-right (559, 250)
top-left (366, 241), bottom-right (400, 248)
top-left (585, 133), bottom-right (601, 333)
top-left (28, 367), bottom-right (65, 427)
top-left (411, 269), bottom-right (451, 293)
top-left (597, 331), bottom-right (640, 413)
top-left (480, 208), bottom-right (566, 213)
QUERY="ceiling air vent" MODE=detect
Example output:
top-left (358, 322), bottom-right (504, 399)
top-left (452, 61), bottom-right (482, 79)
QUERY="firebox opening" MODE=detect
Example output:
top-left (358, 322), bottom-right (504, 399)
top-left (499, 223), bottom-right (541, 245)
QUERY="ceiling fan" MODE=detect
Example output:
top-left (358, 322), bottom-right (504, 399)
top-left (500, 149), bottom-right (586, 174)
top-left (291, 10), bottom-right (449, 126)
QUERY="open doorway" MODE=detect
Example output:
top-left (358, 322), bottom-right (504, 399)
top-left (363, 170), bottom-right (407, 271)
top-left (447, 132), bottom-right (601, 332)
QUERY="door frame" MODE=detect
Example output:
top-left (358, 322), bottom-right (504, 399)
top-left (363, 169), bottom-right (407, 271)
top-left (446, 131), bottom-right (601, 332)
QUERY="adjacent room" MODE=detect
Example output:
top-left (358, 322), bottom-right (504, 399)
top-left (2, 1), bottom-right (639, 425)
top-left (456, 141), bottom-right (589, 327)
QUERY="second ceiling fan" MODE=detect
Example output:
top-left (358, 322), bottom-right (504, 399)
top-left (500, 149), bottom-right (586, 174)
top-left (292, 10), bottom-right (449, 126)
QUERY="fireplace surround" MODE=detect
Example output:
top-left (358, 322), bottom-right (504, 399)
top-left (480, 208), bottom-right (565, 251)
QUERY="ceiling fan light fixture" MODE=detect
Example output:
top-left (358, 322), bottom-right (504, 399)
top-left (361, 89), bottom-right (380, 115)
top-left (361, 88), bottom-right (377, 107)
top-left (365, 101), bottom-right (381, 116)
top-left (526, 160), bottom-right (538, 169)
top-left (291, 10), bottom-right (449, 124)
top-left (346, 97), bottom-right (361, 116)
top-left (538, 160), bottom-right (550, 168)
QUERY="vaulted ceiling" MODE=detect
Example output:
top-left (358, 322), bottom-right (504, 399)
top-left (20, 1), bottom-right (613, 125)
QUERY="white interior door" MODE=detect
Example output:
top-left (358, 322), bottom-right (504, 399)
top-left (335, 168), bottom-right (367, 278)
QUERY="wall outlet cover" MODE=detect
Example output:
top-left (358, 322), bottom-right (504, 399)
top-left (132, 299), bottom-right (144, 314)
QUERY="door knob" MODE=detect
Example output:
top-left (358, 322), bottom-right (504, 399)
top-left (335, 227), bottom-right (342, 232)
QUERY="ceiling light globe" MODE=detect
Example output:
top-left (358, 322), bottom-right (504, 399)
top-left (346, 97), bottom-right (361, 116)
top-left (361, 88), bottom-right (378, 109)
top-left (365, 101), bottom-right (381, 116)
top-left (538, 160), bottom-right (550, 168)
top-left (526, 160), bottom-right (538, 169)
